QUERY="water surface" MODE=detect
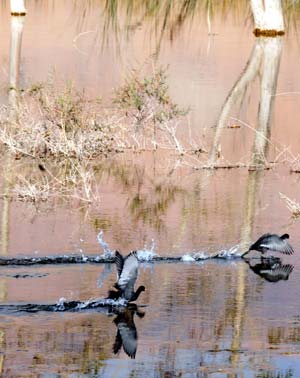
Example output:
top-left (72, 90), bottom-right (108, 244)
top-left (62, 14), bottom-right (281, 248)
top-left (0, 1), bottom-right (300, 377)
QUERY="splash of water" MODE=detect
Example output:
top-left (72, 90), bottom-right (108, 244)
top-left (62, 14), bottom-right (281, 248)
top-left (79, 249), bottom-right (88, 262)
top-left (97, 230), bottom-right (114, 258)
top-left (193, 251), bottom-right (211, 260)
top-left (136, 239), bottom-right (158, 261)
top-left (56, 297), bottom-right (67, 311)
top-left (75, 297), bottom-right (128, 310)
top-left (181, 254), bottom-right (196, 262)
top-left (97, 264), bottom-right (113, 288)
top-left (190, 245), bottom-right (242, 260)
top-left (216, 244), bottom-right (241, 258)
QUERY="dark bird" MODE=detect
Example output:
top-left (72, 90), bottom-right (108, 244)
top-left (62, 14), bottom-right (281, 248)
top-left (38, 163), bottom-right (46, 171)
top-left (245, 259), bottom-right (294, 283)
top-left (107, 251), bottom-right (145, 302)
top-left (113, 304), bottom-right (145, 359)
top-left (242, 233), bottom-right (294, 257)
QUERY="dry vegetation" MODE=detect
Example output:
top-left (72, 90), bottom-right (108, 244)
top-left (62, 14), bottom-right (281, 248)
top-left (279, 192), bottom-right (300, 218)
top-left (1, 68), bottom-right (300, 212)
top-left (0, 68), bottom-right (193, 203)
top-left (114, 68), bottom-right (188, 152)
top-left (0, 82), bottom-right (116, 159)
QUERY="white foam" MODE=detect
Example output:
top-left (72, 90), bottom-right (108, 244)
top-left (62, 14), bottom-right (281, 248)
top-left (75, 297), bottom-right (127, 310)
top-left (216, 244), bottom-right (242, 258)
top-left (56, 297), bottom-right (67, 311)
top-left (136, 250), bottom-right (157, 261)
top-left (181, 254), bottom-right (196, 262)
top-left (193, 251), bottom-right (211, 260)
top-left (79, 249), bottom-right (88, 262)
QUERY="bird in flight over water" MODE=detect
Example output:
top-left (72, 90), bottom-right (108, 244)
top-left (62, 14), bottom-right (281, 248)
top-left (242, 233), bottom-right (294, 258)
top-left (107, 251), bottom-right (145, 302)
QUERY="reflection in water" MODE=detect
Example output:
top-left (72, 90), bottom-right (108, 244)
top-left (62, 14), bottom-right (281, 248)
top-left (0, 7), bottom-right (23, 372)
top-left (92, 156), bottom-right (185, 234)
top-left (209, 39), bottom-right (262, 167)
top-left (245, 258), bottom-right (294, 283)
top-left (239, 34), bottom-right (282, 244)
top-left (74, 1), bottom-right (249, 55)
top-left (2, 7), bottom-right (26, 257)
top-left (9, 12), bottom-right (26, 114)
top-left (210, 37), bottom-right (283, 168)
top-left (222, 36), bottom-right (283, 378)
top-left (1, 157), bottom-right (11, 257)
top-left (112, 304), bottom-right (145, 359)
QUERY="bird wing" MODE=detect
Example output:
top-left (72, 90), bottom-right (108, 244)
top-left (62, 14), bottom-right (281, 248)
top-left (117, 252), bottom-right (139, 292)
top-left (115, 251), bottom-right (124, 279)
top-left (118, 321), bottom-right (137, 359)
top-left (260, 238), bottom-right (294, 255)
top-left (113, 330), bottom-right (123, 355)
top-left (249, 233), bottom-right (271, 251)
top-left (260, 264), bottom-right (294, 282)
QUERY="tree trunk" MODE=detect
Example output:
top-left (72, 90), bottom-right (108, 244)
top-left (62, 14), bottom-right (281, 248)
top-left (10, 0), bottom-right (26, 15)
top-left (251, 0), bottom-right (284, 36)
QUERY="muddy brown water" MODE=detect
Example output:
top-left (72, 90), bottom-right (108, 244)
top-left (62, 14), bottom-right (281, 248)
top-left (0, 1), bottom-right (300, 377)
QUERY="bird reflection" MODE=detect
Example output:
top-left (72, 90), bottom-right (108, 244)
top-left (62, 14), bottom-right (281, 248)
top-left (245, 258), bottom-right (294, 283)
top-left (112, 304), bottom-right (145, 359)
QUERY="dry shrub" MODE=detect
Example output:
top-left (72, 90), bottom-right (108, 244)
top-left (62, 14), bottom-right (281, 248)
top-left (279, 192), bottom-right (300, 218)
top-left (114, 68), bottom-right (188, 152)
top-left (0, 82), bottom-right (115, 159)
top-left (0, 69), bottom-right (193, 203)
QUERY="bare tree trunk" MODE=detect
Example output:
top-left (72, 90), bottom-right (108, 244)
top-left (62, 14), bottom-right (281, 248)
top-left (250, 37), bottom-right (283, 168)
top-left (10, 0), bottom-right (26, 15)
top-left (240, 37), bottom-right (282, 251)
top-left (208, 43), bottom-right (263, 166)
top-left (251, 0), bottom-right (284, 36)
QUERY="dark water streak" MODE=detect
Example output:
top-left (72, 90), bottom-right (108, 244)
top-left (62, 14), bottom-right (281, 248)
top-left (0, 253), bottom-right (242, 266)
top-left (0, 298), bottom-right (129, 314)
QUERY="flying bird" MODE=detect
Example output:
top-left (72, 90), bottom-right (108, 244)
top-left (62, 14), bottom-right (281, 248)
top-left (107, 251), bottom-right (145, 302)
top-left (242, 233), bottom-right (294, 257)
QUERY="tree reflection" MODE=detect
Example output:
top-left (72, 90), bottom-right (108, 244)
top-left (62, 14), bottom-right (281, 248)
top-left (209, 37), bottom-right (283, 169)
top-left (81, 0), bottom-right (249, 51)
top-left (91, 156), bottom-right (185, 232)
top-left (227, 34), bottom-right (288, 372)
